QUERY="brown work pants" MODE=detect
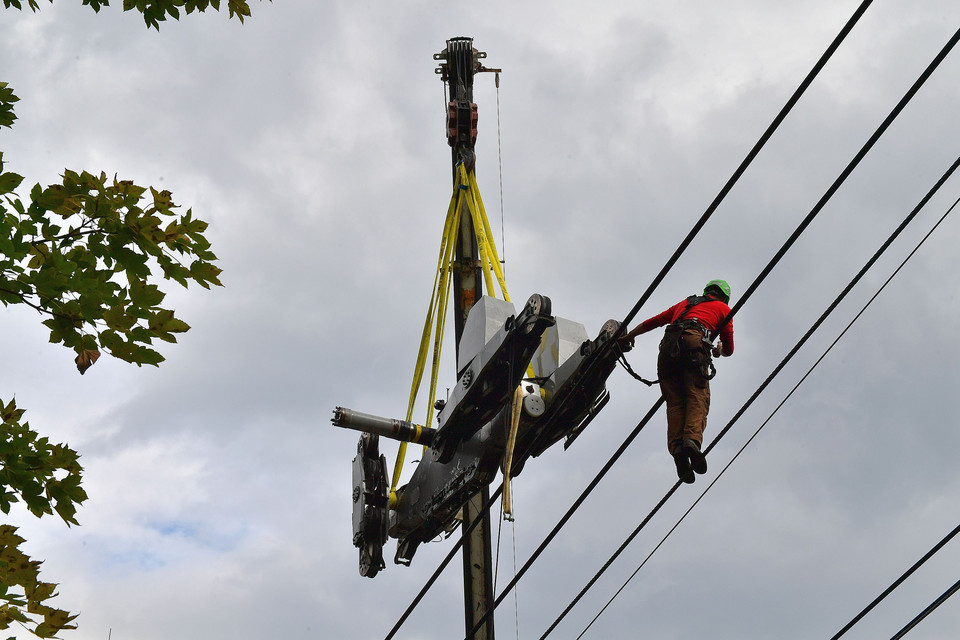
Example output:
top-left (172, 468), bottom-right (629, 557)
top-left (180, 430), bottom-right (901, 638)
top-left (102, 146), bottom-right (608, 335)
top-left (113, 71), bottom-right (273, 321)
top-left (658, 328), bottom-right (711, 453)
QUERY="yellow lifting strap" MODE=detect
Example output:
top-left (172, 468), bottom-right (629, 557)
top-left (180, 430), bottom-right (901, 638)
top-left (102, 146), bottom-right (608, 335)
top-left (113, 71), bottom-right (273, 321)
top-left (502, 384), bottom-right (524, 519)
top-left (462, 166), bottom-right (510, 302)
top-left (389, 192), bottom-right (459, 504)
top-left (390, 164), bottom-right (515, 508)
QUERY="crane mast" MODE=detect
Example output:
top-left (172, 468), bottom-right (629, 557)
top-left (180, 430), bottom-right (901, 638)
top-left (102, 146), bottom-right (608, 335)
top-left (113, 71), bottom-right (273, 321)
top-left (437, 36), bottom-right (496, 640)
top-left (332, 37), bottom-right (624, 640)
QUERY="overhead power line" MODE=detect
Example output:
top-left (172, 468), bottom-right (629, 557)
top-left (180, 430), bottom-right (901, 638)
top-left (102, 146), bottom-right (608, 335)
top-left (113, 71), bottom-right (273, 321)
top-left (464, 3), bottom-right (893, 639)
top-left (888, 576), bottom-right (960, 640)
top-left (555, 166), bottom-right (960, 640)
top-left (716, 22), bottom-right (960, 337)
top-left (613, 0), bottom-right (876, 335)
top-left (831, 524), bottom-right (960, 638)
top-left (385, 2), bottom-right (872, 637)
top-left (383, 484), bottom-right (504, 640)
top-left (471, 11), bottom-right (960, 640)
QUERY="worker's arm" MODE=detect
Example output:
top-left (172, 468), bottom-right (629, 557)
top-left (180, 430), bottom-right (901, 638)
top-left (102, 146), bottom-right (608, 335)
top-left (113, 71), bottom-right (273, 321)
top-left (622, 305), bottom-right (677, 341)
top-left (714, 321), bottom-right (734, 356)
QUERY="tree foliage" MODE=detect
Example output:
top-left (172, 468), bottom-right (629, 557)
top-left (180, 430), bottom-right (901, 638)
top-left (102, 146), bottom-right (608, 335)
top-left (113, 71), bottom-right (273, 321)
top-left (0, 154), bottom-right (222, 369)
top-left (0, 399), bottom-right (86, 527)
top-left (0, 399), bottom-right (82, 638)
top-left (0, 0), bottom-right (237, 629)
top-left (0, 524), bottom-right (78, 638)
top-left (2, 0), bottom-right (265, 30)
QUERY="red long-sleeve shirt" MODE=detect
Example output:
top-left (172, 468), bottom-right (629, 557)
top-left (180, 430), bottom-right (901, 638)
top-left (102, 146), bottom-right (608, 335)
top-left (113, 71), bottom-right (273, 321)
top-left (636, 297), bottom-right (734, 356)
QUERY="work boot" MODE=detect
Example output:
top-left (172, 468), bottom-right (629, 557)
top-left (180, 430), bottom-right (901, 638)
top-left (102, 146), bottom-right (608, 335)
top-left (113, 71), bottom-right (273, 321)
top-left (672, 444), bottom-right (694, 484)
top-left (683, 438), bottom-right (707, 475)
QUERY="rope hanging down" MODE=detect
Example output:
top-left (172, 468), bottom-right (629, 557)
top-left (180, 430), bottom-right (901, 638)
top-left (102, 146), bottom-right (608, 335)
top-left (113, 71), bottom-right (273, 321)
top-left (390, 163), bottom-right (511, 505)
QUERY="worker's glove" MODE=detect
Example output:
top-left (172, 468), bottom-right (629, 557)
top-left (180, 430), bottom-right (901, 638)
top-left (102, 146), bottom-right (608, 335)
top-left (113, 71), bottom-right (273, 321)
top-left (711, 343), bottom-right (723, 358)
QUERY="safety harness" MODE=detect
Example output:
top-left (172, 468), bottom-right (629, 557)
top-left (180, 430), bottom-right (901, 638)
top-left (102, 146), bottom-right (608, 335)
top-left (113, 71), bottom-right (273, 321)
top-left (671, 295), bottom-right (713, 333)
top-left (617, 295), bottom-right (719, 385)
top-left (663, 294), bottom-right (718, 380)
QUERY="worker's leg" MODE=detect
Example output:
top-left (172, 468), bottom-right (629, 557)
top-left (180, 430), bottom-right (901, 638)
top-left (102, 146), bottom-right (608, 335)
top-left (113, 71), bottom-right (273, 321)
top-left (659, 332), bottom-right (695, 483)
top-left (674, 330), bottom-right (711, 446)
top-left (682, 367), bottom-right (710, 446)
top-left (660, 375), bottom-right (686, 453)
top-left (660, 371), bottom-right (694, 483)
top-left (658, 346), bottom-right (686, 453)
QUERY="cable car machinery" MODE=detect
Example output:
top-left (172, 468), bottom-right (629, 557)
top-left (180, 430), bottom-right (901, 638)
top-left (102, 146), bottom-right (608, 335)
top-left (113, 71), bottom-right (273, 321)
top-left (331, 36), bottom-right (624, 635)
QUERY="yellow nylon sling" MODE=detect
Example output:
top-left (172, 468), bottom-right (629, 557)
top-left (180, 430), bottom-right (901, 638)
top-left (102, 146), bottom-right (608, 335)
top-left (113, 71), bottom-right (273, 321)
top-left (390, 192), bottom-right (461, 504)
top-left (390, 164), bottom-right (516, 508)
top-left (463, 167), bottom-right (510, 302)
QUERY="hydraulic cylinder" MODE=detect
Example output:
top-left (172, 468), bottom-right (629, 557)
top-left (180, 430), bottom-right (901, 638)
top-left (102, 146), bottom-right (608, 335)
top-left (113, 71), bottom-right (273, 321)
top-left (332, 407), bottom-right (436, 446)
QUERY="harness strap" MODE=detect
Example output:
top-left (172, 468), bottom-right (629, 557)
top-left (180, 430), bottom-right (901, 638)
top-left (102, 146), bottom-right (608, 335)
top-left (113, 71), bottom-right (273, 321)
top-left (675, 317), bottom-right (710, 336)
top-left (621, 295), bottom-right (724, 387)
top-left (676, 295), bottom-right (713, 323)
top-left (663, 295), bottom-right (719, 381)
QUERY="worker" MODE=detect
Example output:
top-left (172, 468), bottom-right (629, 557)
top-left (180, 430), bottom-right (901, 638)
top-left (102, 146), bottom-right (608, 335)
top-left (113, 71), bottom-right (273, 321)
top-left (621, 280), bottom-right (734, 484)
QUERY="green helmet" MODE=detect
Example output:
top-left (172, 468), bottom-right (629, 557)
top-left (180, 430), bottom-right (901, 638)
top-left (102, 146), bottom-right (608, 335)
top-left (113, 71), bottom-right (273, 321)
top-left (704, 279), bottom-right (731, 303)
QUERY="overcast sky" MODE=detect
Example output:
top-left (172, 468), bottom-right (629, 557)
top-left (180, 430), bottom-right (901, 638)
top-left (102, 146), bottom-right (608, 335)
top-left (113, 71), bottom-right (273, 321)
top-left (3, 1), bottom-right (960, 639)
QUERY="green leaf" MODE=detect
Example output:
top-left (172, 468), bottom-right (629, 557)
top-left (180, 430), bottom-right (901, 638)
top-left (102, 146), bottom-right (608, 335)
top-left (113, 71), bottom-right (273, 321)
top-left (0, 82), bottom-right (18, 129)
top-left (33, 186), bottom-right (66, 211)
top-left (133, 345), bottom-right (165, 366)
top-left (0, 173), bottom-right (23, 195)
top-left (128, 278), bottom-right (165, 307)
top-left (189, 260), bottom-right (223, 288)
top-left (41, 319), bottom-right (63, 345)
top-left (103, 305), bottom-right (136, 331)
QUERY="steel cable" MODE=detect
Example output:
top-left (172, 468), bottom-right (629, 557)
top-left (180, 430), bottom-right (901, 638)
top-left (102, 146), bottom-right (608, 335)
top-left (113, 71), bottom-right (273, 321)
top-left (888, 577), bottom-right (960, 640)
top-left (556, 178), bottom-right (960, 639)
top-left (832, 522), bottom-right (960, 639)
top-left (384, 2), bottom-right (874, 638)
top-left (383, 484), bottom-right (503, 640)
top-left (612, 0), bottom-right (876, 335)
top-left (477, 6), bottom-right (960, 639)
